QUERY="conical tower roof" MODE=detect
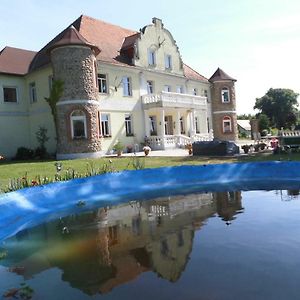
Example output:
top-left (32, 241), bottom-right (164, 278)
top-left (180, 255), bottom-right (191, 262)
top-left (209, 67), bottom-right (236, 82)
top-left (48, 25), bottom-right (100, 55)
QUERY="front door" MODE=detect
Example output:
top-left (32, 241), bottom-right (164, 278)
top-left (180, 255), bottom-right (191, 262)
top-left (164, 115), bottom-right (173, 135)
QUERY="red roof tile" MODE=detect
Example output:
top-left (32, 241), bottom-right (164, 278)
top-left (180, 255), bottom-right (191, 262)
top-left (0, 46), bottom-right (36, 75)
top-left (183, 64), bottom-right (209, 82)
top-left (48, 25), bottom-right (100, 55)
top-left (209, 67), bottom-right (236, 82)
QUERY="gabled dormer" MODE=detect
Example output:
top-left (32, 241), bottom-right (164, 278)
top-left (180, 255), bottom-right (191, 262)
top-left (121, 18), bottom-right (184, 75)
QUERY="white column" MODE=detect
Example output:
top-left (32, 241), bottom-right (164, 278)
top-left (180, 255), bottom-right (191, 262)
top-left (159, 109), bottom-right (165, 136)
top-left (175, 109), bottom-right (181, 136)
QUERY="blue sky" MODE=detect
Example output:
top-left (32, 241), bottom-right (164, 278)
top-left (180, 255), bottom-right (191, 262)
top-left (1, 0), bottom-right (299, 114)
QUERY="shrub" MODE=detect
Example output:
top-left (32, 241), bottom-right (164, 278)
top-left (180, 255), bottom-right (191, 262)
top-left (15, 147), bottom-right (34, 160)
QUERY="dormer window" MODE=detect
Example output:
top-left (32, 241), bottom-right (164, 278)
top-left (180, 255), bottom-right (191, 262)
top-left (148, 49), bottom-right (156, 66)
top-left (165, 54), bottom-right (172, 69)
top-left (221, 87), bottom-right (230, 103)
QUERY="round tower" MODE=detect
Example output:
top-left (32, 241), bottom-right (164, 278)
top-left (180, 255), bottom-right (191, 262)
top-left (209, 68), bottom-right (238, 141)
top-left (49, 26), bottom-right (102, 159)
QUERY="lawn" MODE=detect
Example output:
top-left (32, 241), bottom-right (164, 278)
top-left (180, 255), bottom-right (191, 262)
top-left (0, 151), bottom-right (299, 192)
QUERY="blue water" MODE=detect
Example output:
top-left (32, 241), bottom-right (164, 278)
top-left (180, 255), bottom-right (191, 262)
top-left (1, 190), bottom-right (300, 299)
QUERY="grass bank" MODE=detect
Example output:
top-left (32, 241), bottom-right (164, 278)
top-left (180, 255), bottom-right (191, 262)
top-left (0, 152), bottom-right (298, 192)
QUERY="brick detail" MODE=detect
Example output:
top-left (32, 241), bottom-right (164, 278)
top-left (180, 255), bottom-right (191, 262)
top-left (56, 103), bottom-right (101, 154)
top-left (211, 81), bottom-right (238, 141)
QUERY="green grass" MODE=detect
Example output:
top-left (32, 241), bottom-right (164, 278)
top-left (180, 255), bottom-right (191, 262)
top-left (0, 152), bottom-right (299, 192)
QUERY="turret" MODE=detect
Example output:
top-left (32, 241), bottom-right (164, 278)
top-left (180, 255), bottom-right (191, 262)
top-left (209, 68), bottom-right (238, 141)
top-left (49, 26), bottom-right (102, 159)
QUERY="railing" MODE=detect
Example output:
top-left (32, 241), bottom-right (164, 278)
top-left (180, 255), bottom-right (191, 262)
top-left (147, 133), bottom-right (213, 150)
top-left (279, 130), bottom-right (300, 137)
top-left (142, 91), bottom-right (207, 108)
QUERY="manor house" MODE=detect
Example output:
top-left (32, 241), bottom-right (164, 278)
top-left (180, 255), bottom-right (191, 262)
top-left (0, 15), bottom-right (237, 159)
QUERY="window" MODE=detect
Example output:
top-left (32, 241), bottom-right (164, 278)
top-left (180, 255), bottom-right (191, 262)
top-left (70, 110), bottom-right (87, 139)
top-left (195, 117), bottom-right (200, 133)
top-left (165, 54), bottom-right (172, 69)
top-left (125, 114), bottom-right (133, 136)
top-left (48, 75), bottom-right (53, 94)
top-left (3, 87), bottom-right (17, 103)
top-left (98, 74), bottom-right (108, 94)
top-left (192, 88), bottom-right (197, 95)
top-left (223, 116), bottom-right (232, 133)
top-left (149, 116), bottom-right (157, 135)
top-left (101, 113), bottom-right (111, 137)
top-left (221, 87), bottom-right (230, 103)
top-left (164, 85), bottom-right (171, 92)
top-left (180, 117), bottom-right (185, 134)
top-left (147, 80), bottom-right (154, 94)
top-left (122, 76), bottom-right (132, 96)
top-left (176, 85), bottom-right (184, 94)
top-left (29, 82), bottom-right (37, 103)
top-left (204, 89), bottom-right (208, 98)
top-left (148, 49), bottom-right (156, 66)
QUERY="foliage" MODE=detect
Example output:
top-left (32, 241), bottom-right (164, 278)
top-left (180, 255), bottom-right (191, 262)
top-left (257, 113), bottom-right (270, 134)
top-left (237, 114), bottom-right (255, 120)
top-left (3, 283), bottom-right (34, 299)
top-left (127, 155), bottom-right (145, 170)
top-left (254, 88), bottom-right (299, 129)
top-left (44, 79), bottom-right (64, 138)
top-left (35, 126), bottom-right (49, 149)
top-left (15, 147), bottom-right (35, 160)
top-left (113, 141), bottom-right (124, 152)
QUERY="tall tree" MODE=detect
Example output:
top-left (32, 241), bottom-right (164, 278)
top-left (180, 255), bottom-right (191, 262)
top-left (45, 80), bottom-right (64, 139)
top-left (254, 88), bottom-right (299, 129)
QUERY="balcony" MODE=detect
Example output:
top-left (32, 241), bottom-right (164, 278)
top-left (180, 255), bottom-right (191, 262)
top-left (142, 91), bottom-right (207, 110)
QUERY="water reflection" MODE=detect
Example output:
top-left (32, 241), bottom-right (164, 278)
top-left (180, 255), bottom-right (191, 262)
top-left (1, 192), bottom-right (243, 296)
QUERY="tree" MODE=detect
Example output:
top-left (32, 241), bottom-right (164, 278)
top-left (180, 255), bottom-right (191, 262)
top-left (44, 80), bottom-right (64, 139)
top-left (257, 113), bottom-right (270, 135)
top-left (237, 113), bottom-right (255, 120)
top-left (254, 88), bottom-right (299, 129)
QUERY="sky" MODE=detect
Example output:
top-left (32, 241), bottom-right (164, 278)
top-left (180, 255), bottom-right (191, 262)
top-left (1, 0), bottom-right (300, 114)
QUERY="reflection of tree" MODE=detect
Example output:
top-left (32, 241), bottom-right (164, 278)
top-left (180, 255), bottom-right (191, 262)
top-left (214, 192), bottom-right (244, 224)
top-left (2, 192), bottom-right (244, 296)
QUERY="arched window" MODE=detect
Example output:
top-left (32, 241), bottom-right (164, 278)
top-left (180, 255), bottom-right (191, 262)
top-left (221, 87), bottom-right (230, 103)
top-left (222, 116), bottom-right (232, 133)
top-left (70, 110), bottom-right (87, 139)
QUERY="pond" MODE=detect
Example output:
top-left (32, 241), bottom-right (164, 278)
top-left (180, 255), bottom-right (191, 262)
top-left (1, 162), bottom-right (300, 299)
top-left (1, 189), bottom-right (300, 299)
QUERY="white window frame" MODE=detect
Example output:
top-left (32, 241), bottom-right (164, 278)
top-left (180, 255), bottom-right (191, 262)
top-left (221, 87), bottom-right (230, 103)
top-left (164, 85), bottom-right (171, 92)
top-left (147, 80), bottom-right (154, 94)
top-left (3, 86), bottom-right (18, 103)
top-left (125, 113), bottom-right (134, 136)
top-left (70, 110), bottom-right (87, 139)
top-left (165, 54), bottom-right (172, 69)
top-left (29, 82), bottom-right (37, 103)
top-left (148, 49), bottom-right (156, 66)
top-left (176, 85), bottom-right (184, 94)
top-left (222, 116), bottom-right (232, 133)
top-left (98, 73), bottom-right (108, 94)
top-left (48, 75), bottom-right (53, 94)
top-left (100, 113), bottom-right (111, 137)
top-left (122, 76), bottom-right (132, 97)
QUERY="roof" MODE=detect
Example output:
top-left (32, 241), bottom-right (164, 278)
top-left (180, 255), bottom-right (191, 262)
top-left (0, 46), bottom-right (36, 75)
top-left (4, 15), bottom-right (208, 82)
top-left (209, 67), bottom-right (236, 82)
top-left (237, 120), bottom-right (251, 131)
top-left (48, 25), bottom-right (100, 55)
top-left (183, 64), bottom-right (208, 82)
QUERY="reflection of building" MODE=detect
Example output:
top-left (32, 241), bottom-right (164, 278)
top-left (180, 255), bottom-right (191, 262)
top-left (2, 192), bottom-right (243, 295)
top-left (214, 191), bottom-right (243, 224)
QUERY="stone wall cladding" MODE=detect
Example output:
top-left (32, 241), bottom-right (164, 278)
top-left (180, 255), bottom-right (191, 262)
top-left (211, 81), bottom-right (238, 141)
top-left (51, 46), bottom-right (98, 101)
top-left (56, 103), bottom-right (101, 154)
